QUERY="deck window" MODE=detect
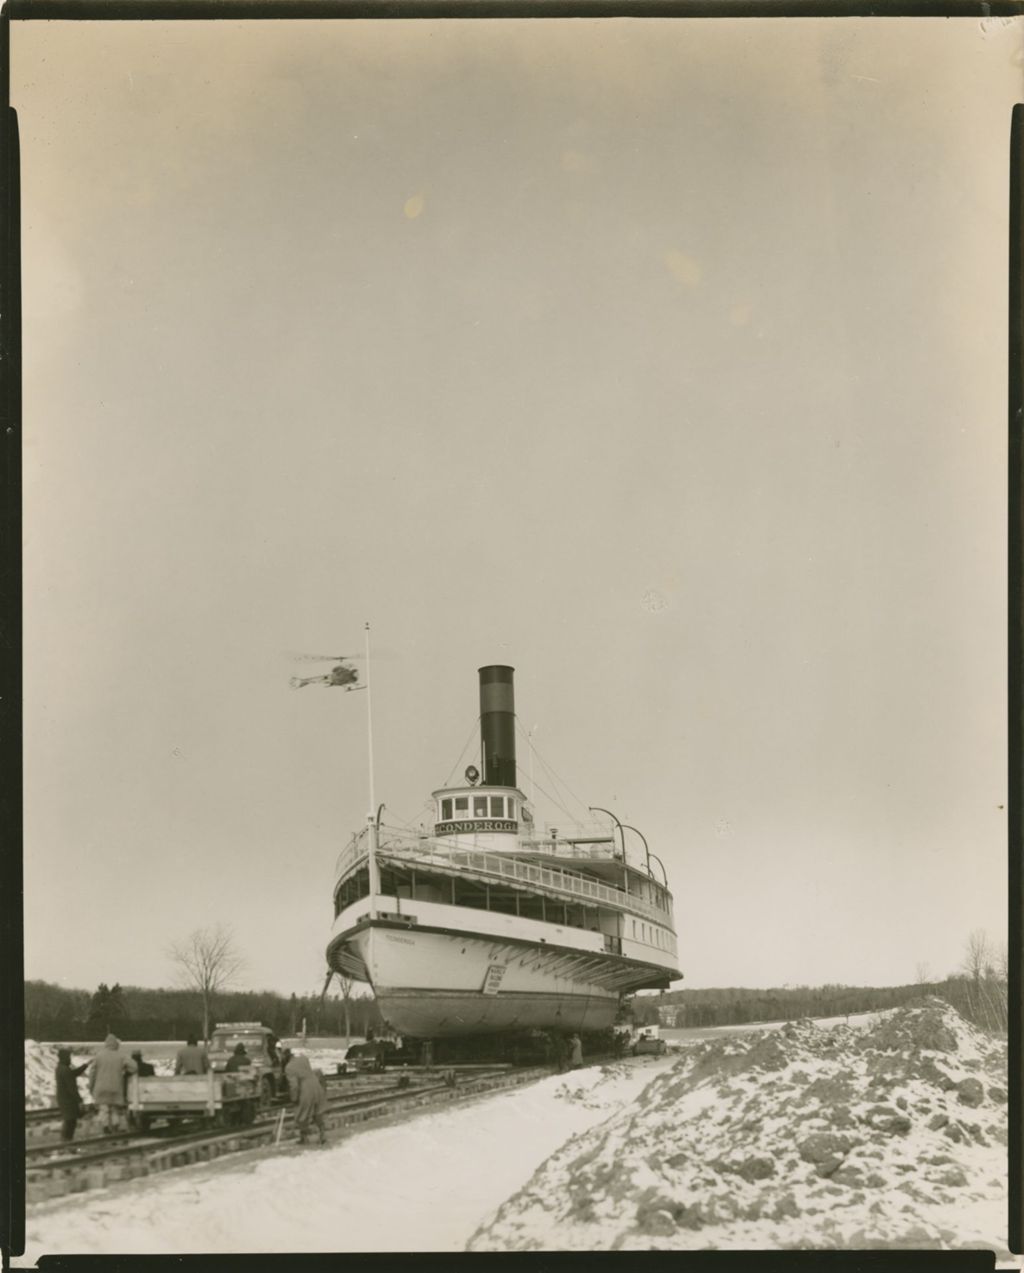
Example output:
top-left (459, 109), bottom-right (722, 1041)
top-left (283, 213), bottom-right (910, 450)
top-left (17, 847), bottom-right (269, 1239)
top-left (490, 796), bottom-right (504, 818)
top-left (474, 796), bottom-right (488, 817)
top-left (454, 797), bottom-right (469, 814)
top-left (441, 798), bottom-right (452, 820)
top-left (507, 799), bottom-right (516, 819)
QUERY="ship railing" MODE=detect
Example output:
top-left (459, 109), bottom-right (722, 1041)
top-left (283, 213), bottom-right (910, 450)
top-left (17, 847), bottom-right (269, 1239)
top-left (334, 827), bottom-right (369, 879)
top-left (337, 829), bottom-right (670, 924)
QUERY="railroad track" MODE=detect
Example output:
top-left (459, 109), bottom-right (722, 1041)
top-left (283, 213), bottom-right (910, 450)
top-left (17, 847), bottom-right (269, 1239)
top-left (26, 1067), bottom-right (499, 1153)
top-left (26, 1063), bottom-right (546, 1202)
top-left (25, 1065), bottom-right (489, 1144)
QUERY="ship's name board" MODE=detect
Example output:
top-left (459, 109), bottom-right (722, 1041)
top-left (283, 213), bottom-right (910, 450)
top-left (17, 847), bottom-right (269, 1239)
top-left (481, 964), bottom-right (507, 995)
top-left (435, 819), bottom-right (516, 836)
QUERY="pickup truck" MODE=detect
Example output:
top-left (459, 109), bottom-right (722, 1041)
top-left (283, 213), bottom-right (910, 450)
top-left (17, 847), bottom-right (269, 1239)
top-left (207, 1022), bottom-right (289, 1106)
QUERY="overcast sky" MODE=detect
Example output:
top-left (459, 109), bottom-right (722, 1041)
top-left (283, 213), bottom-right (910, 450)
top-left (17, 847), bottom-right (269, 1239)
top-left (14, 16), bottom-right (1019, 1001)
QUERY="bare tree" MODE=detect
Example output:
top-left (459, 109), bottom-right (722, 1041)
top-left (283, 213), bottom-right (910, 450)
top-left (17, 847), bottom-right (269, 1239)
top-left (961, 929), bottom-right (992, 983)
top-left (168, 925), bottom-right (245, 1042)
top-left (914, 962), bottom-right (932, 987)
top-left (958, 929), bottom-right (1007, 1034)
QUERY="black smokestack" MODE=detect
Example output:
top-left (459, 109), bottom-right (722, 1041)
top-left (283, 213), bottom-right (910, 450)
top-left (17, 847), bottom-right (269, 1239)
top-left (479, 665), bottom-right (516, 788)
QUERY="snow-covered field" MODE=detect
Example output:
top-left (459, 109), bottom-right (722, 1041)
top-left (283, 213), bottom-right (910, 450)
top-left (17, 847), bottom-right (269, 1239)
top-left (19, 1001), bottom-right (1009, 1261)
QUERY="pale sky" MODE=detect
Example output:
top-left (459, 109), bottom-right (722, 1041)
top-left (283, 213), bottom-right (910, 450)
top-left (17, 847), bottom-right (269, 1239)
top-left (15, 16), bottom-right (1019, 999)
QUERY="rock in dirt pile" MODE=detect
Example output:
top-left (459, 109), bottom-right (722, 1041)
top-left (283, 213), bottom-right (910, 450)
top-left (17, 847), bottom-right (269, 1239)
top-left (468, 999), bottom-right (1007, 1252)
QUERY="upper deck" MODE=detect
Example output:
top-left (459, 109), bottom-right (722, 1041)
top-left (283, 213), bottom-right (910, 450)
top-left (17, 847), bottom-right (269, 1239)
top-left (334, 823), bottom-right (675, 928)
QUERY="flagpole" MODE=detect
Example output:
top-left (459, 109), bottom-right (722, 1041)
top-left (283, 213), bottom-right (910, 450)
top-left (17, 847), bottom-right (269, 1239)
top-left (364, 622), bottom-right (376, 814)
top-left (364, 622), bottom-right (381, 909)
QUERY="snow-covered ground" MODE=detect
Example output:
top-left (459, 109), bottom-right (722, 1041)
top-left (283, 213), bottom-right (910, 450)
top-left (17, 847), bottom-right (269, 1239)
top-left (18, 1056), bottom-right (675, 1261)
top-left (660, 1009), bottom-right (893, 1048)
top-left (470, 999), bottom-right (1009, 1255)
top-left (19, 1001), bottom-right (1009, 1261)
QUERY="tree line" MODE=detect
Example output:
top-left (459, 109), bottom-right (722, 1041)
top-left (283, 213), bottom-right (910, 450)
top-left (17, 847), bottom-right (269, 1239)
top-left (630, 929), bottom-right (1008, 1035)
top-left (24, 978), bottom-right (385, 1043)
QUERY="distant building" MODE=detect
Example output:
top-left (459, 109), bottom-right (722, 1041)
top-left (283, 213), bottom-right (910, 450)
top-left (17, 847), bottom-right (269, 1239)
top-left (658, 1005), bottom-right (685, 1028)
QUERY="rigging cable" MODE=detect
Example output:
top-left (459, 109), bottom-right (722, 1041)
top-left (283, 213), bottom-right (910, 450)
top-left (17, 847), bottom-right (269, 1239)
top-left (514, 716), bottom-right (593, 821)
top-left (441, 715), bottom-right (482, 788)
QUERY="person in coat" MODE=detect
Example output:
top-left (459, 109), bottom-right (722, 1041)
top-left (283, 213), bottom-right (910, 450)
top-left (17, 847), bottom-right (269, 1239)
top-left (568, 1034), bottom-right (583, 1070)
top-left (88, 1034), bottom-right (136, 1133)
top-left (225, 1042), bottom-right (251, 1073)
top-left (130, 1050), bottom-right (155, 1077)
top-left (174, 1035), bottom-right (210, 1075)
top-left (55, 1048), bottom-right (89, 1144)
top-left (552, 1033), bottom-right (569, 1074)
top-left (282, 1048), bottom-right (327, 1145)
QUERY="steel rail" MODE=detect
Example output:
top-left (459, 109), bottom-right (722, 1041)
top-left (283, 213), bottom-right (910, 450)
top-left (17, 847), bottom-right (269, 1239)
top-left (26, 1066), bottom-right (501, 1153)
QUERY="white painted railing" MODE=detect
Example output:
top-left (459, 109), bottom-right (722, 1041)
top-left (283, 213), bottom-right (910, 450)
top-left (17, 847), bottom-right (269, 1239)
top-left (335, 828), bottom-right (673, 928)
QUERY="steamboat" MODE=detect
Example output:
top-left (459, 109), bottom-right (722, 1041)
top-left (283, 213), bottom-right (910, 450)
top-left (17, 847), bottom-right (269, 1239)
top-left (326, 665), bottom-right (682, 1038)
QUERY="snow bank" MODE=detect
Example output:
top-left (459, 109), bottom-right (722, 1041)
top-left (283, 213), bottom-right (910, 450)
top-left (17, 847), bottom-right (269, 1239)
top-left (469, 998), bottom-right (1009, 1255)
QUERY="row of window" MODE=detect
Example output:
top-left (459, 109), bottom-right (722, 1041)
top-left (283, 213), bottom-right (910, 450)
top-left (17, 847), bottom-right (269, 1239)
top-left (439, 795), bottom-right (517, 822)
top-left (631, 918), bottom-right (673, 952)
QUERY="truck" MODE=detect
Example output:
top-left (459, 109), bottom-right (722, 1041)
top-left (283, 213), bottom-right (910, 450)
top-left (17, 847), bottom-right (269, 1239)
top-left (207, 1022), bottom-right (289, 1107)
top-left (338, 1039), bottom-right (418, 1074)
top-left (125, 1070), bottom-right (261, 1131)
top-left (631, 1029), bottom-right (667, 1056)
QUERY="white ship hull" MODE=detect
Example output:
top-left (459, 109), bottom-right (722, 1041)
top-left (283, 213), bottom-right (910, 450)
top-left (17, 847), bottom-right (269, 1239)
top-left (334, 922), bottom-right (627, 1037)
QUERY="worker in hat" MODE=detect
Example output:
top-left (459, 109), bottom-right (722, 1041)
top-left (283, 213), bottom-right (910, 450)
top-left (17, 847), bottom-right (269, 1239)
top-left (54, 1048), bottom-right (89, 1144)
top-left (225, 1042), bottom-right (251, 1073)
top-left (284, 1049), bottom-right (328, 1146)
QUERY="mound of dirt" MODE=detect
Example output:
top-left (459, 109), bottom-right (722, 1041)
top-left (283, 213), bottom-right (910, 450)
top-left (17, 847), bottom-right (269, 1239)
top-left (468, 998), bottom-right (1007, 1253)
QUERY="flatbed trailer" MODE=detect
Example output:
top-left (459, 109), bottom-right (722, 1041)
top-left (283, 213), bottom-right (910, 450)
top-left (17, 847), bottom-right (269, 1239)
top-left (126, 1072), bottom-right (260, 1131)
